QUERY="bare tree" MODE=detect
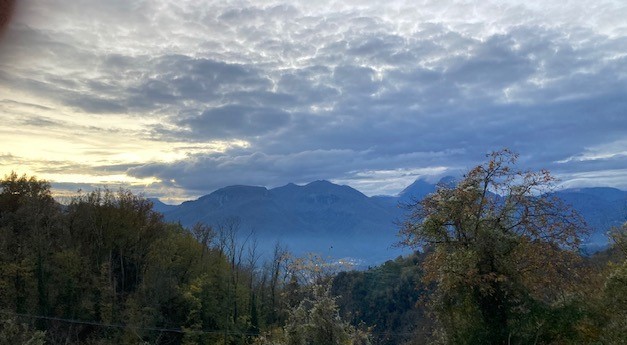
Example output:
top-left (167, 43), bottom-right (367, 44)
top-left (190, 222), bottom-right (215, 259)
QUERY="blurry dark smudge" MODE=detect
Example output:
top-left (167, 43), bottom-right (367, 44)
top-left (0, 0), bottom-right (15, 38)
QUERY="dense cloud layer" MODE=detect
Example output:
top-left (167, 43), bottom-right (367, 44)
top-left (1, 0), bottom-right (626, 201)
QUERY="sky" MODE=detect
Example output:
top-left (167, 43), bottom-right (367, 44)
top-left (0, 0), bottom-right (626, 204)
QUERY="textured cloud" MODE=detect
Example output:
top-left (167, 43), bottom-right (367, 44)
top-left (127, 149), bottom-right (464, 195)
top-left (1, 0), bottom-right (626, 201)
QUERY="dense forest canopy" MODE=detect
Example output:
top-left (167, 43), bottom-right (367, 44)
top-left (0, 151), bottom-right (626, 344)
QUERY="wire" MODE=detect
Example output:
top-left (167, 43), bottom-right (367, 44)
top-left (1, 310), bottom-right (423, 338)
top-left (0, 310), bottom-right (260, 336)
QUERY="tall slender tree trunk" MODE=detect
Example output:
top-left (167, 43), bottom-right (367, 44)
top-left (36, 253), bottom-right (49, 329)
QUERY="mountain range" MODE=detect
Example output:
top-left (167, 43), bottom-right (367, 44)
top-left (151, 177), bottom-right (627, 265)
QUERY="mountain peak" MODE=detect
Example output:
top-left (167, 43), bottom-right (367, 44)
top-left (398, 175), bottom-right (458, 201)
top-left (306, 180), bottom-right (366, 195)
top-left (398, 178), bottom-right (436, 201)
top-left (307, 180), bottom-right (334, 187)
top-left (148, 197), bottom-right (177, 213)
top-left (437, 176), bottom-right (458, 188)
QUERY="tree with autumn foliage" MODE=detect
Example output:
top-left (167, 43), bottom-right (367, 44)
top-left (598, 223), bottom-right (627, 342)
top-left (400, 149), bottom-right (588, 344)
top-left (0, 173), bottom-right (266, 344)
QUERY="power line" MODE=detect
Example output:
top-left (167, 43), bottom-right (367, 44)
top-left (0, 310), bottom-right (259, 336)
top-left (1, 310), bottom-right (423, 338)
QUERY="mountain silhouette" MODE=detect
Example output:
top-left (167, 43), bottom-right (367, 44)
top-left (154, 178), bottom-right (626, 264)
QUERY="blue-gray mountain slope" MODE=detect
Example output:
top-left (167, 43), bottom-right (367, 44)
top-left (161, 180), bottom-right (407, 264)
top-left (157, 178), bottom-right (626, 264)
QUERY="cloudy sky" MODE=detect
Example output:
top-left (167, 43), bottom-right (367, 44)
top-left (1, 0), bottom-right (626, 203)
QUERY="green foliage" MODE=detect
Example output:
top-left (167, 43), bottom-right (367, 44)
top-left (400, 150), bottom-right (590, 344)
top-left (1, 169), bottom-right (624, 345)
top-left (598, 224), bottom-right (627, 343)
top-left (0, 173), bottom-right (268, 344)
top-left (609, 223), bottom-right (627, 257)
top-left (0, 172), bottom-right (60, 315)
top-left (279, 283), bottom-right (370, 345)
top-left (601, 260), bottom-right (627, 343)
top-left (332, 254), bottom-right (426, 345)
top-left (285, 284), bottom-right (347, 345)
top-left (0, 317), bottom-right (46, 345)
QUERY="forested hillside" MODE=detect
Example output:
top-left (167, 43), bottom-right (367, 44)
top-left (1, 151), bottom-right (626, 344)
top-left (0, 173), bottom-right (288, 344)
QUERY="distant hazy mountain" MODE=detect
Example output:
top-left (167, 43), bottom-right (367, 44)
top-left (154, 177), bottom-right (626, 264)
top-left (159, 180), bottom-right (408, 264)
top-left (398, 178), bottom-right (437, 203)
top-left (148, 197), bottom-right (177, 214)
top-left (550, 187), bottom-right (627, 252)
top-left (396, 176), bottom-right (460, 204)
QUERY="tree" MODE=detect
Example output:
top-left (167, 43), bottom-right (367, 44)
top-left (0, 176), bottom-right (274, 344)
top-left (262, 242), bottom-right (289, 327)
top-left (400, 149), bottom-right (588, 344)
top-left (0, 172), bottom-right (60, 316)
top-left (283, 283), bottom-right (371, 345)
top-left (332, 253), bottom-right (428, 345)
top-left (254, 281), bottom-right (370, 345)
top-left (0, 317), bottom-right (46, 345)
top-left (190, 222), bottom-right (215, 259)
top-left (598, 223), bottom-right (627, 343)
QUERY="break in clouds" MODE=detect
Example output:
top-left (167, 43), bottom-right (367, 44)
top-left (1, 0), bottom-right (626, 200)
